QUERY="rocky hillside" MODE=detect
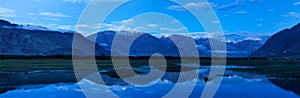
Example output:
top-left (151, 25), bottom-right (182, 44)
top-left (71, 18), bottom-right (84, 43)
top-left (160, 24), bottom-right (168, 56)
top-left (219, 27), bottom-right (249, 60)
top-left (0, 20), bottom-right (108, 56)
top-left (250, 23), bottom-right (300, 59)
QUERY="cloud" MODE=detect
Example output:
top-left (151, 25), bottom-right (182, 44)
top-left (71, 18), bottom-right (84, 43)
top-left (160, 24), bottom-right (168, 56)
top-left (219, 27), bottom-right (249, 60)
top-left (167, 0), bottom-right (261, 11)
top-left (118, 19), bottom-right (135, 25)
top-left (146, 24), bottom-right (157, 28)
top-left (294, 2), bottom-right (300, 5)
top-left (160, 27), bottom-right (186, 32)
top-left (234, 11), bottom-right (248, 14)
top-left (42, 17), bottom-right (60, 21)
top-left (38, 12), bottom-right (70, 18)
top-left (267, 8), bottom-right (274, 12)
top-left (29, 12), bottom-right (70, 18)
top-left (54, 24), bottom-right (74, 30)
top-left (132, 26), bottom-right (147, 31)
top-left (0, 7), bottom-right (16, 18)
top-left (28, 13), bottom-right (35, 16)
top-left (63, 0), bottom-right (89, 3)
top-left (249, 0), bottom-right (261, 3)
top-left (244, 37), bottom-right (262, 41)
top-left (96, 0), bottom-right (129, 3)
top-left (75, 24), bottom-right (89, 28)
top-left (26, 23), bottom-right (75, 31)
top-left (217, 0), bottom-right (240, 10)
top-left (168, 2), bottom-right (217, 11)
top-left (97, 19), bottom-right (146, 32)
top-left (63, 0), bottom-right (128, 4)
top-left (217, 0), bottom-right (261, 10)
top-left (281, 12), bottom-right (299, 18)
top-left (256, 23), bottom-right (263, 27)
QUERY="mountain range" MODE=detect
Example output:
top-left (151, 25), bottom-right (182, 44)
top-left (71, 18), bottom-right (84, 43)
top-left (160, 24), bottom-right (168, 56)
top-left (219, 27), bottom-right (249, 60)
top-left (1, 19), bottom-right (299, 59)
top-left (87, 30), bottom-right (264, 57)
top-left (0, 20), bottom-right (108, 56)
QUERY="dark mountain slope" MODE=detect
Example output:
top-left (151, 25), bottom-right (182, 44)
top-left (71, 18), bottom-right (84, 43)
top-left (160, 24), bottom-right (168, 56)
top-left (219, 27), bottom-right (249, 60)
top-left (0, 20), bottom-right (109, 56)
top-left (250, 23), bottom-right (300, 59)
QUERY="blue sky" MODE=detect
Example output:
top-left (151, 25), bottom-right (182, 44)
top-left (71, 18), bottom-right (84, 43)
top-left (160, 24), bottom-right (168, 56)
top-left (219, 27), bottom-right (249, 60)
top-left (0, 0), bottom-right (300, 37)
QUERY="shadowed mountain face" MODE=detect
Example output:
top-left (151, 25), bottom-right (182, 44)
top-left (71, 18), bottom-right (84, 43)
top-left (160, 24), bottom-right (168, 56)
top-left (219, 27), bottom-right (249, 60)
top-left (88, 31), bottom-right (263, 57)
top-left (0, 20), bottom-right (109, 56)
top-left (87, 31), bottom-right (183, 57)
top-left (250, 23), bottom-right (300, 59)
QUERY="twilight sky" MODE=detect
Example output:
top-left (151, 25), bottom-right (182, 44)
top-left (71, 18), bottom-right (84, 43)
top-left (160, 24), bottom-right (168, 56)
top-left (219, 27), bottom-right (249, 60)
top-left (0, 0), bottom-right (300, 36)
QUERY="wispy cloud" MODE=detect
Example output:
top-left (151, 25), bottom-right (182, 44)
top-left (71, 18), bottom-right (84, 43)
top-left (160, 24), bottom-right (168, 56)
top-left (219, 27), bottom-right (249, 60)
top-left (75, 24), bottom-right (89, 28)
top-left (256, 23), bottom-right (263, 27)
top-left (39, 12), bottom-right (70, 17)
top-left (268, 9), bottom-right (274, 12)
top-left (234, 11), bottom-right (248, 14)
top-left (281, 12), bottom-right (299, 18)
top-left (167, 0), bottom-right (252, 11)
top-left (217, 0), bottom-right (262, 10)
top-left (95, 19), bottom-right (146, 32)
top-left (168, 2), bottom-right (217, 11)
top-left (63, 0), bottom-right (129, 4)
top-left (160, 27), bottom-right (186, 33)
top-left (0, 7), bottom-right (16, 18)
top-left (29, 12), bottom-right (70, 19)
top-left (249, 0), bottom-right (261, 3)
top-left (294, 2), bottom-right (300, 5)
top-left (42, 17), bottom-right (60, 21)
top-left (167, 0), bottom-right (263, 11)
top-left (112, 19), bottom-right (135, 25)
top-left (63, 0), bottom-right (89, 3)
top-left (217, 0), bottom-right (240, 10)
top-left (146, 24), bottom-right (158, 28)
top-left (26, 23), bottom-right (74, 31)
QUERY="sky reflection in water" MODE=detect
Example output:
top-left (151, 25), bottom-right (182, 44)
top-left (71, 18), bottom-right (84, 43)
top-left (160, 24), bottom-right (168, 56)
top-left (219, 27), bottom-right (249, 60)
top-left (0, 66), bottom-right (298, 98)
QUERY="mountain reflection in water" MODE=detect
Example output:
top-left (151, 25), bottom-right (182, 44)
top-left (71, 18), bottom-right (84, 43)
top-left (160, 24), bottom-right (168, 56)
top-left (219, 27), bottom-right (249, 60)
top-left (0, 66), bottom-right (299, 98)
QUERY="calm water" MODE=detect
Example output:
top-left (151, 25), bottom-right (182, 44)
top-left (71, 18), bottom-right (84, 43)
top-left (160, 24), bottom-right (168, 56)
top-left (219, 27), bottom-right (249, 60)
top-left (0, 66), bottom-right (299, 98)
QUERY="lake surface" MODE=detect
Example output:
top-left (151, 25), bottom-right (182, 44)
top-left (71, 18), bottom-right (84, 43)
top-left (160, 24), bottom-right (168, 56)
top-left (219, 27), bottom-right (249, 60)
top-left (0, 65), bottom-right (299, 98)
